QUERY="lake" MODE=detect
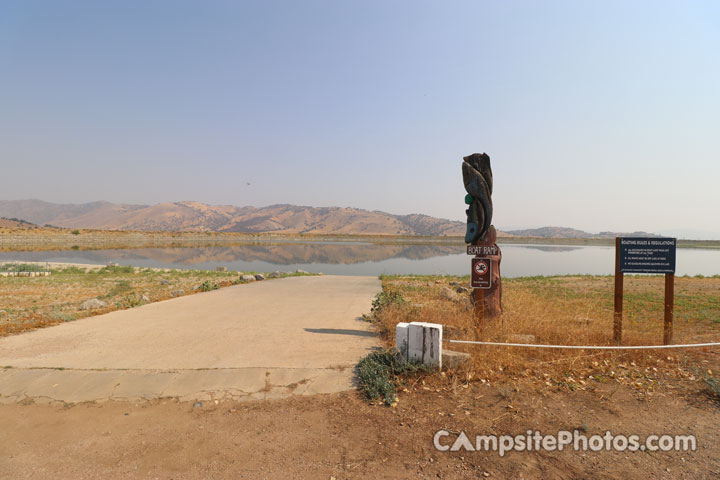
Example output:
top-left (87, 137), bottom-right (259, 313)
top-left (1, 242), bottom-right (719, 277)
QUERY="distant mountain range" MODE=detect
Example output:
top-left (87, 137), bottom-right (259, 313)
top-left (0, 200), bottom-right (467, 236)
top-left (504, 226), bottom-right (659, 239)
top-left (0, 200), bottom-right (669, 238)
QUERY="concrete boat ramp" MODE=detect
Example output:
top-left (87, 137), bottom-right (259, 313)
top-left (0, 275), bottom-right (381, 404)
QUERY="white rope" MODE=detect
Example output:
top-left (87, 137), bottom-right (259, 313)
top-left (446, 340), bottom-right (720, 350)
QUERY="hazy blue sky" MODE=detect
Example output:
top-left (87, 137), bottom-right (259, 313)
top-left (1, 1), bottom-right (719, 237)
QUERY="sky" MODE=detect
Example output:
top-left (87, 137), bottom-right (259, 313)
top-left (1, 1), bottom-right (719, 238)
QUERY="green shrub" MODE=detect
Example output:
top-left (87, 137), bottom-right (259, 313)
top-left (71, 229), bottom-right (80, 235)
top-left (199, 280), bottom-right (219, 292)
top-left (115, 295), bottom-right (143, 308)
top-left (53, 266), bottom-right (85, 275)
top-left (355, 349), bottom-right (429, 405)
top-left (100, 265), bottom-right (135, 274)
top-left (370, 290), bottom-right (405, 316)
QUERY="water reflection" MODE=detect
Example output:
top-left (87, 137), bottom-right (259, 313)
top-left (0, 242), bottom-right (718, 277)
top-left (0, 244), bottom-right (459, 266)
top-left (517, 245), bottom-right (583, 253)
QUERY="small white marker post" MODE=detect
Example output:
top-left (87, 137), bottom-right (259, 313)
top-left (396, 322), bottom-right (443, 369)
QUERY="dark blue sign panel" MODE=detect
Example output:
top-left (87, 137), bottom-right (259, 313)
top-left (618, 237), bottom-right (676, 274)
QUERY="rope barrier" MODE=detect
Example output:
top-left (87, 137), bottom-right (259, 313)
top-left (446, 340), bottom-right (720, 350)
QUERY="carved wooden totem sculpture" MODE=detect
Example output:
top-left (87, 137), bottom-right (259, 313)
top-left (463, 153), bottom-right (503, 320)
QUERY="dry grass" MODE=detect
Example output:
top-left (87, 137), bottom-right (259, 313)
top-left (0, 266), bottom-right (310, 336)
top-left (373, 274), bottom-right (720, 392)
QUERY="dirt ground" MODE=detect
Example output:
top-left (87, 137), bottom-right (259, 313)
top-left (1, 377), bottom-right (718, 479)
top-left (2, 273), bottom-right (719, 478)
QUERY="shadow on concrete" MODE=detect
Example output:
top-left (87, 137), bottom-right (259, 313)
top-left (304, 328), bottom-right (379, 338)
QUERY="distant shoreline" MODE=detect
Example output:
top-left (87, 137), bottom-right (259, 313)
top-left (1, 228), bottom-right (718, 252)
top-left (498, 236), bottom-right (720, 249)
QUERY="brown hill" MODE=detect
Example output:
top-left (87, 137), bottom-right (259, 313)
top-left (507, 226), bottom-right (659, 239)
top-left (0, 200), bottom-right (467, 236)
top-left (0, 217), bottom-right (39, 230)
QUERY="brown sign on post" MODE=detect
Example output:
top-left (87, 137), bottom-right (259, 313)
top-left (471, 257), bottom-right (492, 289)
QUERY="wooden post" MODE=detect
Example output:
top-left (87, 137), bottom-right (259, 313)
top-left (664, 273), bottom-right (674, 345)
top-left (613, 237), bottom-right (623, 344)
top-left (470, 226), bottom-right (502, 326)
top-left (473, 287), bottom-right (485, 325)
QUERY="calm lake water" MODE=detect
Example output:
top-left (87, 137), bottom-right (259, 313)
top-left (1, 243), bottom-right (719, 277)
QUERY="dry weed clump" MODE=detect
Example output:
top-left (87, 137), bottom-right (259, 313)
top-left (373, 275), bottom-right (720, 393)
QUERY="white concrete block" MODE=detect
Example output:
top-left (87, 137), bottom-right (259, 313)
top-left (406, 322), bottom-right (443, 369)
top-left (421, 322), bottom-right (442, 369)
top-left (395, 322), bottom-right (410, 358)
top-left (407, 323), bottom-right (425, 363)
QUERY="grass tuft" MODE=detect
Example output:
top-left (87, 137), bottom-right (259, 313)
top-left (703, 374), bottom-right (720, 400)
top-left (99, 265), bottom-right (135, 274)
top-left (198, 280), bottom-right (219, 292)
top-left (370, 290), bottom-right (405, 317)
